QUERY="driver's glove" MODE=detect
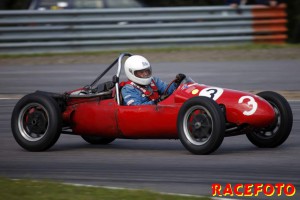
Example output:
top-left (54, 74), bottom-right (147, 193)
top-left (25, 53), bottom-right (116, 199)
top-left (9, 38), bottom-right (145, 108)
top-left (175, 73), bottom-right (186, 84)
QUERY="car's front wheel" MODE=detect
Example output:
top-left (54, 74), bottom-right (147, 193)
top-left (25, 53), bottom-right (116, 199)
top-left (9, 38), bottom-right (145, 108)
top-left (177, 97), bottom-right (225, 155)
top-left (246, 91), bottom-right (293, 148)
top-left (11, 93), bottom-right (62, 151)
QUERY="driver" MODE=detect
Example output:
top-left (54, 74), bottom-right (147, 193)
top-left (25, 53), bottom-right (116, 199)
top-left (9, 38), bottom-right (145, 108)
top-left (121, 55), bottom-right (186, 105)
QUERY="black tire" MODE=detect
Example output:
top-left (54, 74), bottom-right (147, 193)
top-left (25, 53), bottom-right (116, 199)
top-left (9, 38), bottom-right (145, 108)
top-left (246, 91), bottom-right (293, 148)
top-left (11, 93), bottom-right (62, 151)
top-left (177, 96), bottom-right (225, 155)
top-left (81, 135), bottom-right (115, 145)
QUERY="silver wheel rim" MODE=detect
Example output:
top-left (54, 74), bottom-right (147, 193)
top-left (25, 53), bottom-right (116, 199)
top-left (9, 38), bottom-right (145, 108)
top-left (18, 103), bottom-right (49, 141)
top-left (183, 105), bottom-right (213, 145)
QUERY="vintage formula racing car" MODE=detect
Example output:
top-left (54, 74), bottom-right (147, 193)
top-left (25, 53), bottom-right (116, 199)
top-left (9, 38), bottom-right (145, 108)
top-left (11, 53), bottom-right (293, 154)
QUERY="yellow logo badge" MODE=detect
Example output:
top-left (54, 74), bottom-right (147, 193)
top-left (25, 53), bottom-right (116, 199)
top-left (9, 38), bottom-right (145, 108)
top-left (192, 89), bottom-right (199, 95)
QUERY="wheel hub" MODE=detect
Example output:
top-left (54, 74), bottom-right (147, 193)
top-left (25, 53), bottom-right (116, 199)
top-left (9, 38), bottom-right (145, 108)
top-left (183, 105), bottom-right (214, 146)
top-left (194, 121), bottom-right (202, 129)
top-left (27, 110), bottom-right (47, 135)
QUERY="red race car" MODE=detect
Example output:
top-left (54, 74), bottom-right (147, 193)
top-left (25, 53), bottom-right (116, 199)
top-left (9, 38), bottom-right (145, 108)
top-left (11, 53), bottom-right (293, 154)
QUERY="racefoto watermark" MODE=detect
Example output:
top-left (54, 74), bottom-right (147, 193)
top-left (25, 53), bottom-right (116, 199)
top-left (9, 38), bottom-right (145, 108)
top-left (212, 183), bottom-right (296, 198)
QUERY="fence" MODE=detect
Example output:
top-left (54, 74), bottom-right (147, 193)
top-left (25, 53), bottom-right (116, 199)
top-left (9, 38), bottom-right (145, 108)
top-left (0, 5), bottom-right (287, 54)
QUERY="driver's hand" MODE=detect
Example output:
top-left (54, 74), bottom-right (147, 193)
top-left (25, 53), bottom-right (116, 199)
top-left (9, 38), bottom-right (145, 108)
top-left (175, 73), bottom-right (186, 84)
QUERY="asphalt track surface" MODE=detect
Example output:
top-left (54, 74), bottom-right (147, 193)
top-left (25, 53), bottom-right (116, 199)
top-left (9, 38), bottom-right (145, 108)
top-left (0, 60), bottom-right (299, 200)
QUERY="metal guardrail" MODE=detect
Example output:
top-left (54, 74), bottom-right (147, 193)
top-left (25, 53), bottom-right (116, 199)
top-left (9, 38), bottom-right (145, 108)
top-left (0, 6), bottom-right (287, 54)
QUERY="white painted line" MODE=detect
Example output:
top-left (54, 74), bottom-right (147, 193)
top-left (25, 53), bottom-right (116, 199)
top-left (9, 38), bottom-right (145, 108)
top-left (212, 197), bottom-right (241, 200)
top-left (66, 183), bottom-right (242, 199)
top-left (0, 94), bottom-right (23, 100)
top-left (0, 98), bottom-right (20, 100)
top-left (64, 182), bottom-right (206, 198)
top-left (288, 100), bottom-right (300, 102)
top-left (11, 179), bottom-right (240, 200)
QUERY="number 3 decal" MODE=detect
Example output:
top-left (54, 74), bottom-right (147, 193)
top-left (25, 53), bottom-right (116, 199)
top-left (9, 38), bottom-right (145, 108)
top-left (238, 96), bottom-right (258, 116)
top-left (199, 87), bottom-right (223, 101)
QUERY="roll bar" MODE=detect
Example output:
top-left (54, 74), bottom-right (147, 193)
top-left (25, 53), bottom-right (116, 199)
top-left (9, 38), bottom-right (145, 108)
top-left (115, 53), bottom-right (132, 105)
top-left (86, 52), bottom-right (132, 105)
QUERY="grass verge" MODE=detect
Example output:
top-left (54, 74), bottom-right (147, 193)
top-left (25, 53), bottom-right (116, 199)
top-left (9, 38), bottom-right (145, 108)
top-left (1, 43), bottom-right (299, 65)
top-left (0, 43), bottom-right (300, 58)
top-left (0, 177), bottom-right (210, 200)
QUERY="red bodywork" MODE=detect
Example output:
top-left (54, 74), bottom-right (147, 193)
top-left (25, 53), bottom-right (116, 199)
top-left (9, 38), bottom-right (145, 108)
top-left (62, 81), bottom-right (275, 139)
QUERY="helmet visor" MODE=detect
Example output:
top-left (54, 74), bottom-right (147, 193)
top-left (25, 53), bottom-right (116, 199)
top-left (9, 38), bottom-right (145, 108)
top-left (134, 67), bottom-right (152, 78)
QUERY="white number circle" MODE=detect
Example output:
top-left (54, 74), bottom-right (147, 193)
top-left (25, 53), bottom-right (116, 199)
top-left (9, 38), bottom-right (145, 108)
top-left (199, 87), bottom-right (224, 101)
top-left (238, 96), bottom-right (258, 116)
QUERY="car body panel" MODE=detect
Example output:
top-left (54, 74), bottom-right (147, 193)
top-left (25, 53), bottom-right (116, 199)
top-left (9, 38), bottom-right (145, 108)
top-left (67, 98), bottom-right (119, 138)
top-left (171, 83), bottom-right (275, 127)
top-left (62, 80), bottom-right (275, 139)
top-left (117, 104), bottom-right (179, 138)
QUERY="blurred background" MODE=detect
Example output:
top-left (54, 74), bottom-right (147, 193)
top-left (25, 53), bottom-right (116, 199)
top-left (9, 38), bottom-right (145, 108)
top-left (0, 0), bottom-right (299, 43)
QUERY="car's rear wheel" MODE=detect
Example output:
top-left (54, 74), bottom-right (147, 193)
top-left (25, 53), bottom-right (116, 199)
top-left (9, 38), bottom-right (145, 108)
top-left (177, 97), bottom-right (225, 155)
top-left (246, 91), bottom-right (293, 148)
top-left (11, 93), bottom-right (62, 151)
top-left (81, 135), bottom-right (115, 145)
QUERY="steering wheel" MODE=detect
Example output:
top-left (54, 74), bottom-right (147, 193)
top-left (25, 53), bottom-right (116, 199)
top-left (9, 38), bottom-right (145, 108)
top-left (160, 78), bottom-right (183, 101)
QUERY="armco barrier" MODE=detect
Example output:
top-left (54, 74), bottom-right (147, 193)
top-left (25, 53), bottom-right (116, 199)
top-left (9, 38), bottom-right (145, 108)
top-left (0, 5), bottom-right (287, 54)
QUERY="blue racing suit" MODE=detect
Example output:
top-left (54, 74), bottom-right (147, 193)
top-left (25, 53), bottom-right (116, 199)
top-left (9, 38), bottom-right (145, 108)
top-left (121, 77), bottom-right (178, 106)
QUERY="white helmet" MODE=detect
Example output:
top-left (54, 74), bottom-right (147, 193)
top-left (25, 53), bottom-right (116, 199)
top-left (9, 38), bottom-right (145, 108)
top-left (124, 55), bottom-right (152, 85)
